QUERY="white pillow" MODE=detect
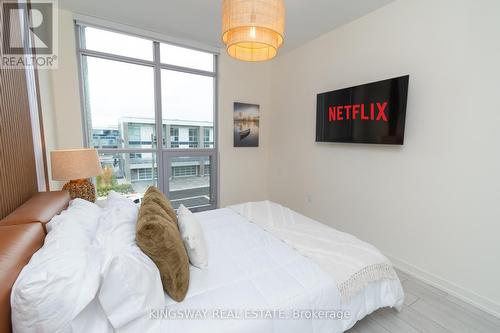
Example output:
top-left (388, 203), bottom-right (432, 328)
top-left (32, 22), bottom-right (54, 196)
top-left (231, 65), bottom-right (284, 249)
top-left (12, 193), bottom-right (165, 333)
top-left (98, 247), bottom-right (164, 332)
top-left (95, 191), bottom-right (139, 254)
top-left (46, 198), bottom-right (102, 236)
top-left (177, 204), bottom-right (208, 269)
top-left (95, 191), bottom-right (165, 332)
top-left (11, 200), bottom-right (103, 333)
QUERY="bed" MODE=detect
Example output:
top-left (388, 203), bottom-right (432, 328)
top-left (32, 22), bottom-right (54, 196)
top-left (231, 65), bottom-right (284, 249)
top-left (163, 207), bottom-right (404, 333)
top-left (0, 191), bottom-right (404, 333)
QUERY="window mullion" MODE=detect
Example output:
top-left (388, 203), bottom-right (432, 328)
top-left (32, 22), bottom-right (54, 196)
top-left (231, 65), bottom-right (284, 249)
top-left (78, 49), bottom-right (156, 68)
top-left (153, 41), bottom-right (165, 194)
top-left (158, 63), bottom-right (215, 78)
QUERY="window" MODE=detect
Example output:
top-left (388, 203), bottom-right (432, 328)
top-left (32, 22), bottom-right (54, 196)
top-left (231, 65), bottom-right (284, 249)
top-left (131, 168), bottom-right (155, 181)
top-left (172, 166), bottom-right (198, 178)
top-left (98, 152), bottom-right (156, 200)
top-left (128, 125), bottom-right (141, 142)
top-left (167, 155), bottom-right (212, 209)
top-left (160, 43), bottom-right (214, 72)
top-left (170, 127), bottom-right (179, 148)
top-left (188, 128), bottom-right (198, 148)
top-left (161, 70), bottom-right (214, 149)
top-left (130, 153), bottom-right (142, 159)
top-left (83, 56), bottom-right (156, 150)
top-left (126, 122), bottom-right (154, 148)
top-left (92, 129), bottom-right (119, 148)
top-left (204, 128), bottom-right (212, 148)
top-left (203, 164), bottom-right (211, 176)
top-left (83, 26), bottom-right (153, 61)
top-left (78, 25), bottom-right (217, 210)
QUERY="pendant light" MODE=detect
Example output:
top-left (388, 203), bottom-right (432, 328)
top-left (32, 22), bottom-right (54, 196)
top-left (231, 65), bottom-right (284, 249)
top-left (222, 0), bottom-right (285, 62)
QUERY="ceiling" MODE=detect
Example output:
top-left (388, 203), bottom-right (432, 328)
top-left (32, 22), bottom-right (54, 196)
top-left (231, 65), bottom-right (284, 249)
top-left (59, 0), bottom-right (395, 53)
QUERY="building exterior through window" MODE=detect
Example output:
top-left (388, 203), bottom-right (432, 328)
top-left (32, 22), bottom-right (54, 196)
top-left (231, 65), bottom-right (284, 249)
top-left (77, 24), bottom-right (217, 211)
top-left (90, 118), bottom-right (214, 184)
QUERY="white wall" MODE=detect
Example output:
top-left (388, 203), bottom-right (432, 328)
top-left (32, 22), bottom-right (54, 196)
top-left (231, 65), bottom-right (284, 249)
top-left (38, 9), bottom-right (83, 189)
top-left (268, 0), bottom-right (500, 316)
top-left (49, 9), bottom-right (84, 149)
top-left (40, 9), bottom-right (271, 206)
top-left (218, 54), bottom-right (272, 206)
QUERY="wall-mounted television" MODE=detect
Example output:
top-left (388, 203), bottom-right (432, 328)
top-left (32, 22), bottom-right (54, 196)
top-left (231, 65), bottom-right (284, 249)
top-left (316, 75), bottom-right (409, 145)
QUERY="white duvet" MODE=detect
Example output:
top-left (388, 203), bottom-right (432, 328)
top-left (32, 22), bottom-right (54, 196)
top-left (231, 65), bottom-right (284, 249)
top-left (228, 201), bottom-right (400, 303)
top-left (161, 208), bottom-right (344, 333)
top-left (160, 207), bottom-right (404, 332)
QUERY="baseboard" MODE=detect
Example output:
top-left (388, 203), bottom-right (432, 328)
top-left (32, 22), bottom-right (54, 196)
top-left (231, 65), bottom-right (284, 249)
top-left (387, 254), bottom-right (500, 319)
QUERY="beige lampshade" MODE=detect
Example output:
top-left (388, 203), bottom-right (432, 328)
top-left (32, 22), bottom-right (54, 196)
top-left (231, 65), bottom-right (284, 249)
top-left (51, 149), bottom-right (102, 181)
top-left (222, 0), bottom-right (285, 62)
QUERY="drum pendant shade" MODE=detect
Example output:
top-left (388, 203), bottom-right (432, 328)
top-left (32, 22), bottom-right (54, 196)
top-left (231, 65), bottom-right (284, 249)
top-left (222, 0), bottom-right (285, 61)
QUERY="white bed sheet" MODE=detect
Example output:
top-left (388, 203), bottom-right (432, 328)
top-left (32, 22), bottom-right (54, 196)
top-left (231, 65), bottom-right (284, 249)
top-left (159, 208), bottom-right (403, 333)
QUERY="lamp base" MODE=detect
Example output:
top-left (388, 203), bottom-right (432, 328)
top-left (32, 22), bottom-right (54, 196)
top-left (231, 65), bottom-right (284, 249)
top-left (62, 179), bottom-right (96, 202)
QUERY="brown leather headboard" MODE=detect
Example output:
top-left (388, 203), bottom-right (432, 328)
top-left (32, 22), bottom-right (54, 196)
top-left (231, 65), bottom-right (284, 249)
top-left (0, 191), bottom-right (71, 332)
top-left (0, 224), bottom-right (45, 333)
top-left (0, 191), bottom-right (70, 230)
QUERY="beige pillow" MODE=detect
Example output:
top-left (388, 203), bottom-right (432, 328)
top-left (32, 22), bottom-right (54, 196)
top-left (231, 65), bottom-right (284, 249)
top-left (141, 186), bottom-right (178, 225)
top-left (136, 188), bottom-right (189, 302)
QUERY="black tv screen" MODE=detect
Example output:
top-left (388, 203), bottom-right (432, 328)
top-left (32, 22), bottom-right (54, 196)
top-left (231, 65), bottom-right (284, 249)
top-left (316, 75), bottom-right (409, 145)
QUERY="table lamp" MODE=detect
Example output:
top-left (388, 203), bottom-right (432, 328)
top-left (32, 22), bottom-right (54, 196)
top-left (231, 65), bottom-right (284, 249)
top-left (51, 149), bottom-right (102, 202)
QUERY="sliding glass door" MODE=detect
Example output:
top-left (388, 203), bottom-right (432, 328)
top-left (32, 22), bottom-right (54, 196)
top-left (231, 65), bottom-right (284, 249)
top-left (76, 25), bottom-right (218, 211)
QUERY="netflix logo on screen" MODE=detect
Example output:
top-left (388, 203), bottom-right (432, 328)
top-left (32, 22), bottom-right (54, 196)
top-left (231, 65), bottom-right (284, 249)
top-left (316, 75), bottom-right (409, 145)
top-left (328, 102), bottom-right (388, 122)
